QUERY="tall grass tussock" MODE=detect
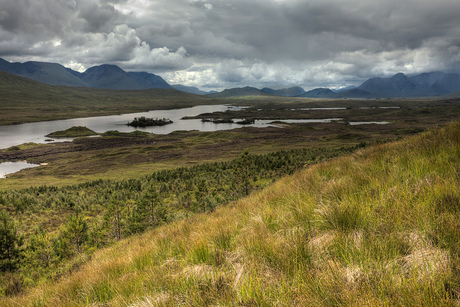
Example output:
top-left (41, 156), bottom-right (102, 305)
top-left (4, 121), bottom-right (460, 306)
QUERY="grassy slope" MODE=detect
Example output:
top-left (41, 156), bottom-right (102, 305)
top-left (4, 121), bottom-right (460, 306)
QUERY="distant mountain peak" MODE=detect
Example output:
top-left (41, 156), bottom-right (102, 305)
top-left (391, 72), bottom-right (409, 81)
top-left (299, 88), bottom-right (337, 98)
top-left (82, 64), bottom-right (125, 76)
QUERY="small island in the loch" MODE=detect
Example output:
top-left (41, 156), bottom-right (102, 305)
top-left (45, 126), bottom-right (98, 138)
top-left (127, 116), bottom-right (173, 128)
top-left (236, 118), bottom-right (255, 125)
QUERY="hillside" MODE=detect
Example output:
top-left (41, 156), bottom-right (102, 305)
top-left (4, 121), bottom-right (460, 306)
top-left (0, 58), bottom-right (172, 90)
top-left (0, 71), bottom-right (214, 125)
top-left (0, 58), bottom-right (89, 87)
top-left (172, 84), bottom-right (211, 95)
top-left (299, 87), bottom-right (338, 98)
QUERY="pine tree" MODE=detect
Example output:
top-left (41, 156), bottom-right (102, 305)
top-left (139, 187), bottom-right (161, 227)
top-left (62, 214), bottom-right (88, 254)
top-left (23, 227), bottom-right (55, 270)
top-left (235, 150), bottom-right (254, 196)
top-left (195, 180), bottom-right (208, 212)
top-left (104, 195), bottom-right (127, 241)
top-left (0, 211), bottom-right (24, 272)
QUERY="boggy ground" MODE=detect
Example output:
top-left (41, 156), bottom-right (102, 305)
top-left (0, 121), bottom-right (443, 189)
top-left (2, 97), bottom-right (460, 188)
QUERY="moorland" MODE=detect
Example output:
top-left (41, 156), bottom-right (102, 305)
top-left (1, 71), bottom-right (460, 305)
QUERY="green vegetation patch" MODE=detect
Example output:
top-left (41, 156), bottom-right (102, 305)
top-left (0, 144), bottom-right (364, 297)
top-left (127, 117), bottom-right (173, 127)
top-left (101, 130), bottom-right (151, 137)
top-left (4, 143), bottom-right (45, 152)
top-left (336, 133), bottom-right (366, 140)
top-left (45, 126), bottom-right (98, 138)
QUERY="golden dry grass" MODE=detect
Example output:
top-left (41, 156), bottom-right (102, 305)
top-left (4, 122), bottom-right (460, 306)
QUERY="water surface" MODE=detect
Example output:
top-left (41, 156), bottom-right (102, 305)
top-left (0, 105), bottom-right (236, 149)
top-left (0, 104), bottom-right (390, 150)
top-left (0, 162), bottom-right (40, 178)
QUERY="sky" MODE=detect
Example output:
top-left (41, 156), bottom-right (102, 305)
top-left (1, 0), bottom-right (460, 91)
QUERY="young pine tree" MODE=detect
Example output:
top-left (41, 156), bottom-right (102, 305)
top-left (235, 150), bottom-right (255, 196)
top-left (104, 196), bottom-right (127, 241)
top-left (0, 211), bottom-right (24, 272)
top-left (54, 214), bottom-right (89, 259)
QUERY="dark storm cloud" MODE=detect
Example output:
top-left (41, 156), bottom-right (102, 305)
top-left (0, 0), bottom-right (71, 36)
top-left (0, 0), bottom-right (459, 90)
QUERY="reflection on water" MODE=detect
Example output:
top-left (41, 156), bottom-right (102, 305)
top-left (0, 162), bottom-right (40, 178)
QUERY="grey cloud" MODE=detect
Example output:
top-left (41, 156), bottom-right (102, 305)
top-left (1, 0), bottom-right (460, 90)
top-left (0, 0), bottom-right (74, 37)
top-left (78, 2), bottom-right (122, 32)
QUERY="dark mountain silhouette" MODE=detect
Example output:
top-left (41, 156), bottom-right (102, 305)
top-left (261, 86), bottom-right (306, 97)
top-left (0, 58), bottom-right (172, 90)
top-left (213, 72), bottom-right (460, 98)
top-left (357, 73), bottom-right (429, 97)
top-left (298, 88), bottom-right (338, 98)
top-left (300, 72), bottom-right (460, 98)
top-left (128, 72), bottom-right (173, 89)
top-left (209, 86), bottom-right (273, 97)
top-left (2, 58), bottom-right (460, 97)
top-left (77, 64), bottom-right (144, 90)
top-left (0, 58), bottom-right (89, 87)
top-left (356, 72), bottom-right (460, 97)
top-left (421, 72), bottom-right (460, 94)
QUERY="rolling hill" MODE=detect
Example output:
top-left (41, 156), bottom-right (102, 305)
top-left (0, 71), bottom-right (213, 125)
top-left (261, 86), bottom-right (306, 97)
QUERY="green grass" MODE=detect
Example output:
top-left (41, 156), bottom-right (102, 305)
top-left (3, 121), bottom-right (460, 306)
top-left (45, 126), bottom-right (98, 138)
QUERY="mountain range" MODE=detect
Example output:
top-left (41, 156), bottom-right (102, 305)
top-left (1, 57), bottom-right (460, 98)
top-left (295, 72), bottom-right (460, 98)
top-left (0, 58), bottom-right (172, 90)
top-left (287, 72), bottom-right (460, 99)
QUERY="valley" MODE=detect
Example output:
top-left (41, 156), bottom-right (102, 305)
top-left (2, 1), bottom-right (460, 303)
top-left (1, 72), bottom-right (460, 304)
top-left (2, 97), bottom-right (460, 188)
